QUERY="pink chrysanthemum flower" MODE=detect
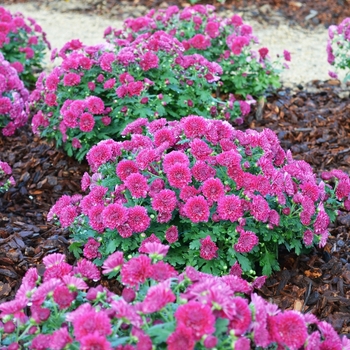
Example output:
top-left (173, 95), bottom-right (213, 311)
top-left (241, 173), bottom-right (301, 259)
top-left (303, 229), bottom-right (314, 246)
top-left (31, 278), bottom-right (63, 305)
top-left (116, 159), bottom-right (139, 181)
top-left (183, 195), bottom-right (210, 223)
top-left (143, 241), bottom-right (169, 259)
top-left (102, 203), bottom-right (128, 230)
top-left (167, 163), bottom-right (192, 189)
top-left (51, 327), bottom-right (73, 350)
top-left (179, 186), bottom-right (200, 201)
top-left (86, 96), bottom-right (104, 114)
top-left (139, 51), bottom-right (159, 71)
top-left (53, 285), bottom-right (75, 309)
top-left (86, 142), bottom-right (113, 172)
top-left (43, 253), bottom-right (66, 268)
top-left (228, 297), bottom-right (252, 336)
top-left (189, 34), bottom-right (211, 50)
top-left (0, 298), bottom-right (27, 317)
top-left (162, 151), bottom-right (190, 173)
top-left (43, 262), bottom-right (72, 281)
top-left (300, 181), bottom-right (320, 202)
top-left (88, 204), bottom-right (105, 233)
top-left (272, 311), bottom-right (308, 349)
top-left (121, 254), bottom-right (152, 287)
top-left (250, 195), bottom-right (270, 222)
top-left (79, 112), bottom-right (95, 132)
top-left (74, 259), bottom-right (100, 281)
top-left (229, 261), bottom-right (243, 277)
top-left (83, 237), bottom-right (101, 259)
top-left (182, 115), bottom-right (207, 139)
top-left (217, 195), bottom-right (243, 222)
top-left (175, 301), bottom-right (215, 340)
top-left (150, 261), bottom-right (178, 282)
top-left (234, 230), bottom-right (259, 253)
top-left (138, 233), bottom-right (161, 253)
top-left (71, 306), bottom-right (112, 341)
top-left (149, 178), bottom-right (165, 197)
top-left (151, 189), bottom-right (177, 213)
top-left (102, 251), bottom-right (124, 274)
top-left (63, 72), bottom-right (80, 86)
top-left (135, 148), bottom-right (158, 170)
top-left (200, 236), bottom-right (218, 260)
top-left (140, 280), bottom-right (176, 314)
top-left (165, 225), bottom-right (179, 244)
top-left (191, 161), bottom-right (216, 182)
top-left (201, 178), bottom-right (225, 202)
top-left (58, 205), bottom-right (78, 228)
top-left (127, 205), bottom-right (151, 233)
top-left (111, 299), bottom-right (143, 328)
top-left (62, 275), bottom-right (89, 290)
top-left (234, 337), bottom-right (251, 350)
top-left (313, 204), bottom-right (330, 235)
top-left (190, 138), bottom-right (213, 161)
top-left (31, 334), bottom-right (53, 349)
top-left (79, 332), bottom-right (112, 350)
top-left (154, 128), bottom-right (176, 147)
top-left (166, 323), bottom-right (195, 350)
top-left (124, 173), bottom-right (148, 198)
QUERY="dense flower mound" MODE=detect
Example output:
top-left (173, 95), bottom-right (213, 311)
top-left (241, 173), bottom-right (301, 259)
top-left (1, 251), bottom-right (349, 350)
top-left (48, 116), bottom-right (350, 276)
top-left (0, 6), bottom-right (50, 88)
top-left (0, 160), bottom-right (15, 193)
top-left (0, 53), bottom-right (29, 136)
top-left (28, 33), bottom-right (251, 161)
top-left (327, 17), bottom-right (350, 80)
top-left (104, 4), bottom-right (290, 98)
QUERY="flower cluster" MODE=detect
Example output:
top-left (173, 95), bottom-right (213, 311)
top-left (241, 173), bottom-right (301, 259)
top-left (1, 251), bottom-right (349, 350)
top-left (29, 33), bottom-right (250, 161)
top-left (0, 53), bottom-right (28, 136)
top-left (104, 4), bottom-right (290, 98)
top-left (0, 160), bottom-right (15, 193)
top-left (0, 6), bottom-right (50, 88)
top-left (327, 18), bottom-right (350, 80)
top-left (48, 116), bottom-right (349, 276)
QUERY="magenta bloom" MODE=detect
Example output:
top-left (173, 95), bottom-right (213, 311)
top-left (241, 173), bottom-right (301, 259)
top-left (217, 195), bottom-right (243, 222)
top-left (167, 163), bottom-right (192, 189)
top-left (163, 151), bottom-right (190, 173)
top-left (250, 195), bottom-right (270, 223)
top-left (86, 96), bottom-right (105, 114)
top-left (139, 51), bottom-right (159, 71)
top-left (83, 237), bottom-right (101, 259)
top-left (143, 241), bottom-right (169, 258)
top-left (191, 161), bottom-right (216, 182)
top-left (234, 230), bottom-right (259, 253)
top-left (79, 112), bottom-right (95, 132)
top-left (140, 280), bottom-right (176, 313)
top-left (201, 178), bottom-right (225, 202)
top-left (116, 159), bottom-right (139, 181)
top-left (183, 196), bottom-right (210, 223)
top-left (175, 301), bottom-right (215, 340)
top-left (124, 173), bottom-right (148, 198)
top-left (102, 203), bottom-right (128, 230)
top-left (74, 259), bottom-right (100, 281)
top-left (228, 297), bottom-right (252, 336)
top-left (167, 323), bottom-right (195, 350)
top-left (102, 251), bottom-right (124, 274)
top-left (189, 34), bottom-right (211, 50)
top-left (53, 285), bottom-right (75, 309)
top-left (138, 233), bottom-right (161, 253)
top-left (150, 260), bottom-right (178, 282)
top-left (86, 143), bottom-right (113, 172)
top-left (127, 205), bottom-right (151, 233)
top-left (121, 254), bottom-right (152, 287)
top-left (79, 332), bottom-right (112, 350)
top-left (283, 49), bottom-right (291, 62)
top-left (190, 138), bottom-right (213, 160)
top-left (165, 225), bottom-right (179, 244)
top-left (63, 72), bottom-right (81, 86)
top-left (272, 311), bottom-right (307, 349)
top-left (200, 236), bottom-right (218, 260)
top-left (151, 189), bottom-right (177, 213)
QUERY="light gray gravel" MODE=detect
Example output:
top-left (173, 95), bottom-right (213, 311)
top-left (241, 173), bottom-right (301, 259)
top-left (1, 1), bottom-right (344, 89)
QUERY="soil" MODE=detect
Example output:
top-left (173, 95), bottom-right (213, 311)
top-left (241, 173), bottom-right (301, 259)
top-left (1, 0), bottom-right (350, 338)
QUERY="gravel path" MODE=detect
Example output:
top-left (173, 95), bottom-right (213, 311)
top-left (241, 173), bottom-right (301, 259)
top-left (2, 2), bottom-right (345, 89)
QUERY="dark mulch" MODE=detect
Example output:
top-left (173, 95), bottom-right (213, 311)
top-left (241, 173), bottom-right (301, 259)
top-left (2, 0), bottom-right (350, 337)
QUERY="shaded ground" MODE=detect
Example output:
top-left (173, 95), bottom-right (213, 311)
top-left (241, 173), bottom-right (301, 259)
top-left (1, 0), bottom-right (350, 338)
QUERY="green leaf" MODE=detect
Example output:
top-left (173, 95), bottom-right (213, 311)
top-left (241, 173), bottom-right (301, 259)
top-left (68, 242), bottom-right (83, 259)
top-left (106, 239), bottom-right (118, 255)
top-left (189, 239), bottom-right (200, 250)
top-left (214, 318), bottom-right (229, 337)
top-left (236, 253), bottom-right (252, 273)
top-left (146, 322), bottom-right (175, 345)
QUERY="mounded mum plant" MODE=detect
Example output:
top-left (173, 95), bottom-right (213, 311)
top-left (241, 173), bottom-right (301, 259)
top-left (0, 6), bottom-right (50, 88)
top-left (29, 33), bottom-right (251, 162)
top-left (0, 160), bottom-right (15, 193)
top-left (1, 251), bottom-right (349, 350)
top-left (0, 53), bottom-right (29, 136)
top-left (48, 116), bottom-right (350, 276)
top-left (327, 17), bottom-right (350, 80)
top-left (104, 4), bottom-right (290, 98)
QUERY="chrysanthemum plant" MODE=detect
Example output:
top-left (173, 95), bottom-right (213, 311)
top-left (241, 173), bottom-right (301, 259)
top-left (327, 18), bottom-right (350, 80)
top-left (1, 251), bottom-right (349, 350)
top-left (0, 6), bottom-right (50, 88)
top-left (104, 4), bottom-right (290, 99)
top-left (0, 160), bottom-right (15, 193)
top-left (0, 53), bottom-right (29, 136)
top-left (48, 116), bottom-right (350, 277)
top-left (29, 33), bottom-right (250, 162)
